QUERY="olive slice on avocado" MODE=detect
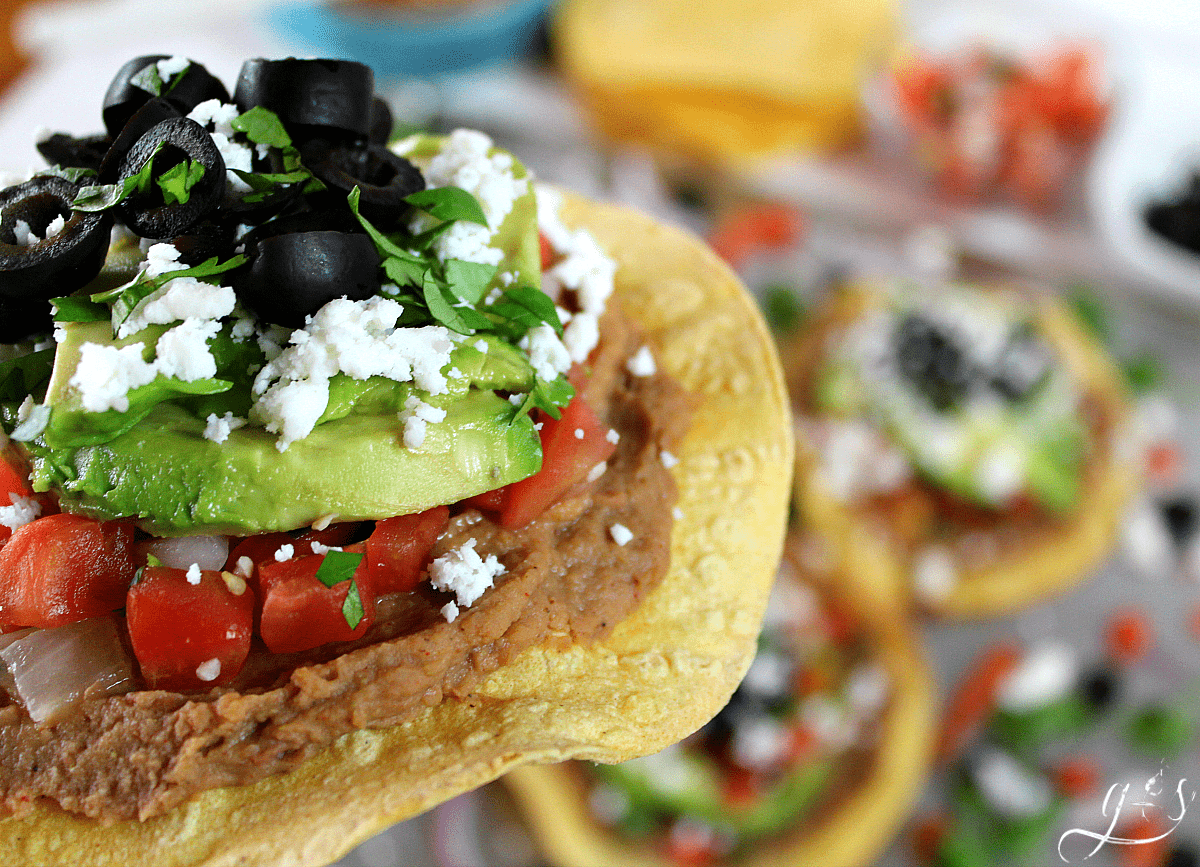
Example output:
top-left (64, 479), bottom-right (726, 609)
top-left (0, 175), bottom-right (112, 302)
top-left (303, 140), bottom-right (424, 225)
top-left (102, 55), bottom-right (230, 139)
top-left (115, 116), bottom-right (226, 239)
top-left (234, 230), bottom-right (380, 327)
top-left (234, 58), bottom-right (374, 141)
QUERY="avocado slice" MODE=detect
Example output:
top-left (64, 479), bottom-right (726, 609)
top-left (35, 390), bottom-right (541, 535)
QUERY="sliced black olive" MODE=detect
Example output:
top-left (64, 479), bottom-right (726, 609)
top-left (36, 133), bottom-right (111, 173)
top-left (990, 323), bottom-right (1050, 401)
top-left (233, 58), bottom-right (373, 141)
top-left (115, 117), bottom-right (225, 239)
top-left (894, 313), bottom-right (975, 411)
top-left (0, 176), bottom-right (112, 301)
top-left (1165, 844), bottom-right (1199, 867)
top-left (368, 97), bottom-right (393, 146)
top-left (103, 55), bottom-right (230, 139)
top-left (1160, 496), bottom-right (1199, 549)
top-left (1078, 665), bottom-right (1119, 713)
top-left (235, 231), bottom-right (380, 327)
top-left (171, 220), bottom-right (237, 266)
top-left (98, 98), bottom-right (182, 183)
top-left (239, 206), bottom-right (361, 251)
top-left (303, 141), bottom-right (424, 224)
top-left (0, 296), bottom-right (53, 343)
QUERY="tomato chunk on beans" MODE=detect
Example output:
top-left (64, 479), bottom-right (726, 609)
top-left (366, 506), bottom-right (447, 594)
top-left (258, 554), bottom-right (374, 653)
top-left (127, 566), bottom-right (255, 690)
top-left (0, 515), bottom-right (136, 628)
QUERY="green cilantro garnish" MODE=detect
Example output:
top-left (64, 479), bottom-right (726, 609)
top-left (49, 296), bottom-right (109, 323)
top-left (342, 580), bottom-right (365, 630)
top-left (315, 550), bottom-right (364, 588)
top-left (128, 59), bottom-right (189, 98)
top-left (405, 186), bottom-right (488, 226)
top-left (156, 159), bottom-right (206, 206)
top-left (227, 106), bottom-right (324, 203)
top-left (72, 140), bottom-right (165, 212)
top-left (91, 253), bottom-right (247, 331)
top-left (230, 105), bottom-right (293, 150)
top-left (145, 554), bottom-right (164, 568)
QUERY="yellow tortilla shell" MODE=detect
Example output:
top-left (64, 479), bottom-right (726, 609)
top-left (0, 192), bottom-right (793, 865)
top-left (503, 530), bottom-right (937, 867)
top-left (788, 283), bottom-right (1137, 618)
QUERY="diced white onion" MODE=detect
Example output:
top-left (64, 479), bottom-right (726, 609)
top-left (0, 618), bottom-right (134, 724)
top-left (144, 534), bottom-right (229, 571)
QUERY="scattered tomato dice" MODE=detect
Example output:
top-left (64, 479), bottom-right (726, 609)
top-left (127, 565), bottom-right (254, 691)
top-left (366, 506), bottom-right (448, 595)
top-left (258, 553), bottom-right (374, 654)
top-left (0, 515), bottom-right (136, 628)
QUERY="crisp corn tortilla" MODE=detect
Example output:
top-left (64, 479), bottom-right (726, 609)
top-left (787, 283), bottom-right (1137, 618)
top-left (0, 193), bottom-right (793, 866)
top-left (554, 0), bottom-right (894, 160)
top-left (503, 531), bottom-right (937, 867)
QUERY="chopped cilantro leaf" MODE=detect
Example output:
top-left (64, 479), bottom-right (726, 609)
top-left (50, 296), bottom-right (109, 323)
top-left (231, 106), bottom-right (294, 150)
top-left (342, 579), bottom-right (365, 629)
top-left (406, 186), bottom-right (487, 226)
top-left (128, 61), bottom-right (165, 97)
top-left (156, 159), bottom-right (206, 206)
top-left (315, 550), bottom-right (364, 588)
top-left (444, 259), bottom-right (497, 306)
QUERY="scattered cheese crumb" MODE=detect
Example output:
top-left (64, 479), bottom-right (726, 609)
top-left (626, 346), bottom-right (656, 376)
top-left (203, 412), bottom-right (247, 444)
top-left (0, 493), bottom-right (40, 532)
top-left (912, 546), bottom-right (957, 601)
top-left (185, 563), bottom-right (202, 585)
top-left (399, 395), bottom-right (448, 450)
top-left (997, 642), bottom-right (1078, 711)
top-left (195, 658), bottom-right (222, 683)
top-left (609, 523), bottom-right (633, 546)
top-left (441, 601), bottom-right (460, 623)
top-left (587, 461), bottom-right (607, 482)
top-left (274, 543), bottom-right (294, 562)
top-left (660, 450), bottom-right (679, 468)
top-left (574, 427), bottom-right (584, 439)
top-left (428, 538), bottom-right (505, 608)
top-left (673, 507), bottom-right (684, 521)
top-left (235, 556), bottom-right (253, 578)
top-left (519, 322), bottom-right (571, 382)
top-left (606, 428), bottom-right (620, 445)
top-left (310, 541), bottom-right (342, 556)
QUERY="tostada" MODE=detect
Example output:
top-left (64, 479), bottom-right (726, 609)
top-left (784, 278), bottom-right (1136, 617)
top-left (0, 56), bottom-right (792, 864)
top-left (504, 528), bottom-right (936, 867)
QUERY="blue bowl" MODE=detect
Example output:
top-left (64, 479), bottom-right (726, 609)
top-left (265, 0), bottom-right (555, 79)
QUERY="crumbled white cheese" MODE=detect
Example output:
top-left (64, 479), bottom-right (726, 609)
top-left (119, 277), bottom-right (237, 339)
top-left (472, 338), bottom-right (489, 353)
top-left (971, 748), bottom-right (1053, 817)
top-left (606, 428), bottom-right (620, 445)
top-left (0, 493), bottom-right (40, 532)
top-left (12, 219), bottom-right (37, 246)
top-left (410, 129), bottom-right (528, 266)
top-left (156, 55), bottom-right (190, 82)
top-left (609, 523), bottom-right (633, 546)
top-left (195, 657), bottom-right (222, 683)
top-left (997, 642), bottom-right (1078, 712)
top-left (741, 650), bottom-right (791, 698)
top-left (251, 297), bottom-right (455, 450)
top-left (186, 99), bottom-right (239, 138)
top-left (536, 184), bottom-right (617, 363)
top-left (185, 563), bottom-right (202, 585)
top-left (672, 507), bottom-right (684, 521)
top-left (975, 440), bottom-right (1027, 505)
top-left (310, 540), bottom-right (341, 555)
top-left (441, 601), bottom-right (460, 623)
top-left (274, 543), bottom-right (294, 562)
top-left (626, 345), bottom-right (656, 376)
top-left (846, 663), bottom-right (890, 712)
top-left (144, 242), bottom-right (185, 277)
top-left (211, 132), bottom-right (253, 194)
top-left (203, 411), bottom-right (247, 444)
top-left (69, 342), bottom-right (157, 412)
top-left (574, 428), bottom-right (584, 440)
top-left (519, 322), bottom-right (571, 382)
top-left (154, 319), bottom-right (221, 382)
top-left (235, 555), bottom-right (254, 578)
top-left (660, 450), bottom-right (679, 468)
top-left (428, 538), bottom-right (505, 608)
top-left (731, 716), bottom-right (789, 770)
top-left (399, 394), bottom-right (447, 450)
top-left (586, 461), bottom-right (607, 482)
top-left (1122, 496), bottom-right (1175, 579)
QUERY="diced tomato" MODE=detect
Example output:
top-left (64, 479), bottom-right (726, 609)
top-left (365, 506), bottom-right (448, 595)
top-left (127, 566), bottom-right (255, 691)
top-left (937, 642), bottom-right (1022, 762)
top-left (707, 203), bottom-right (806, 269)
top-left (662, 820), bottom-right (721, 867)
top-left (538, 231), bottom-right (556, 272)
top-left (911, 814), bottom-right (949, 866)
top-left (0, 455), bottom-right (32, 502)
top-left (498, 390), bottom-right (617, 529)
top-left (294, 521), bottom-right (368, 550)
top-left (1051, 755), bottom-right (1101, 798)
top-left (721, 766), bottom-right (761, 807)
top-left (0, 515), bottom-right (137, 628)
top-left (258, 554), bottom-right (375, 654)
top-left (462, 488), bottom-right (504, 513)
top-left (224, 532), bottom-right (294, 576)
top-left (1105, 608), bottom-right (1153, 664)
